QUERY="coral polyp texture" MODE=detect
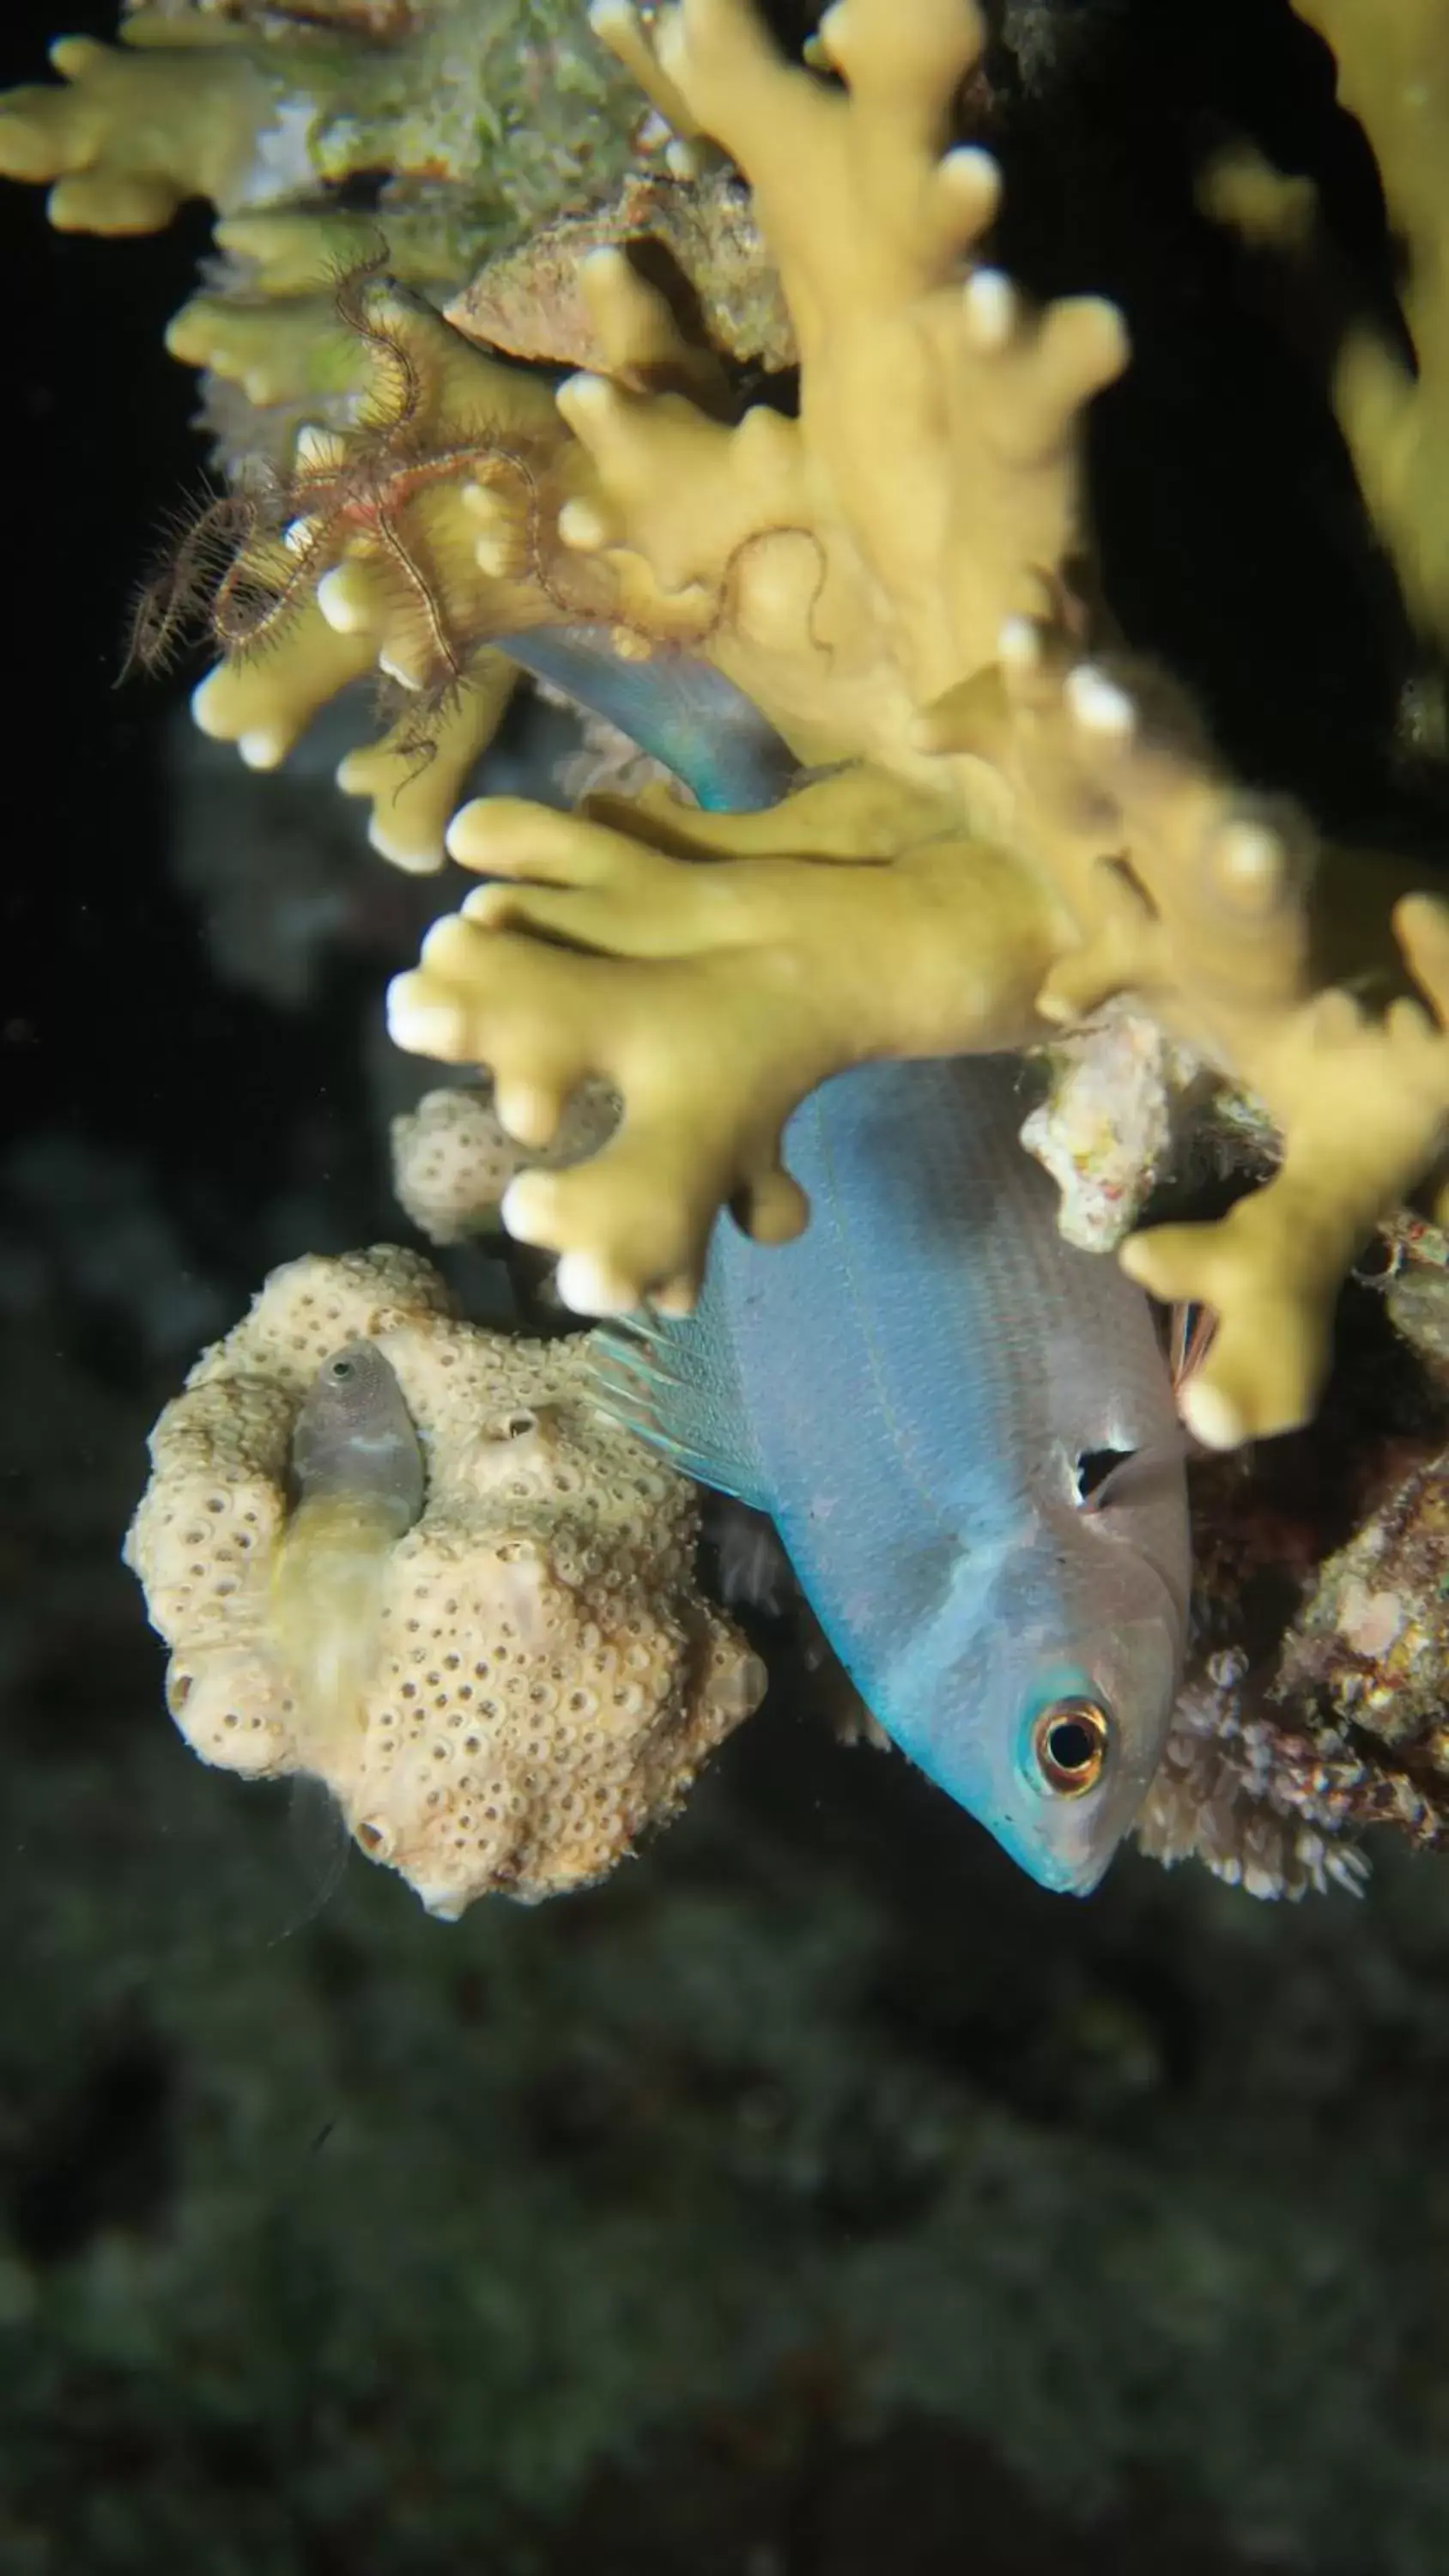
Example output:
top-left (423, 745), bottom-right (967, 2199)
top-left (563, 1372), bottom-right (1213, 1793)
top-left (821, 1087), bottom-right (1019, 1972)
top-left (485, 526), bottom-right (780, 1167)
top-left (124, 1246), bottom-right (765, 1915)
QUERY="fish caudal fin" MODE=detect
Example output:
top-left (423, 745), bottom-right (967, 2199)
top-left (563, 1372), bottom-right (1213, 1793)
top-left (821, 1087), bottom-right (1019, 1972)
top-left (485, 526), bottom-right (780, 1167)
top-left (590, 1292), bottom-right (772, 1509)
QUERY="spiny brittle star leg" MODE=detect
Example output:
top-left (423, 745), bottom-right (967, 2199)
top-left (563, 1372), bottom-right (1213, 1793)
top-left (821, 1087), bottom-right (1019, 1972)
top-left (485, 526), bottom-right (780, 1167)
top-left (387, 790), bottom-right (1062, 1312)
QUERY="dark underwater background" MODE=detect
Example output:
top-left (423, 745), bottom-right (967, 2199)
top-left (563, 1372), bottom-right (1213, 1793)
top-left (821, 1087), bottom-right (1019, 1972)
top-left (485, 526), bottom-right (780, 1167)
top-left (6, 3), bottom-right (1449, 2568)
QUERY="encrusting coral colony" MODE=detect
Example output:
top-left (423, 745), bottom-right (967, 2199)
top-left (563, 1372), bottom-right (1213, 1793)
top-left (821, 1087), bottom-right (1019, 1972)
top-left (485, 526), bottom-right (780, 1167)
top-left (9, 0), bottom-right (1449, 1905)
top-left (124, 1244), bottom-right (764, 1915)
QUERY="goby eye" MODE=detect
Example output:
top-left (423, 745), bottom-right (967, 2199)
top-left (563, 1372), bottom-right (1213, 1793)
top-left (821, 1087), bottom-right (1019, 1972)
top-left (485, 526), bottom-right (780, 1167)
top-left (1031, 1696), bottom-right (1112, 1796)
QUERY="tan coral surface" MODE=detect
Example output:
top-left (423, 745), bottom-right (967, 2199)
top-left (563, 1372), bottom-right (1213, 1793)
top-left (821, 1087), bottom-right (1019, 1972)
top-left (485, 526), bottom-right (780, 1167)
top-left (124, 1245), bottom-right (765, 1915)
top-left (392, 1079), bottom-right (619, 1242)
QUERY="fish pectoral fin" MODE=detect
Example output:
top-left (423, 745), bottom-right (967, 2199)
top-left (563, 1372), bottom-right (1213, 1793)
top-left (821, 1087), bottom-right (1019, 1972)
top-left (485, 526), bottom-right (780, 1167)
top-left (591, 1299), bottom-right (772, 1510)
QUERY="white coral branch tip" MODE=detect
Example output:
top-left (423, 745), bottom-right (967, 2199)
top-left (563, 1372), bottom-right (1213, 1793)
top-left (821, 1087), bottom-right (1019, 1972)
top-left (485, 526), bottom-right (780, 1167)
top-left (386, 972), bottom-right (464, 1056)
top-left (962, 267), bottom-right (1017, 350)
top-left (552, 1249), bottom-right (642, 1318)
top-left (317, 567), bottom-right (373, 635)
top-left (1214, 820), bottom-right (1288, 911)
top-left (556, 371), bottom-right (613, 426)
top-left (557, 497), bottom-right (612, 553)
top-left (294, 422), bottom-right (348, 472)
top-left (938, 146), bottom-right (1001, 222)
top-left (1065, 665), bottom-right (1137, 739)
top-left (997, 615), bottom-right (1043, 672)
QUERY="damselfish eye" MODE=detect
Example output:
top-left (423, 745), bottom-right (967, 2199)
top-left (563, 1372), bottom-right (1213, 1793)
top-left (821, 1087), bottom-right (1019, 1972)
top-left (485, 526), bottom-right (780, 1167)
top-left (326, 1355), bottom-right (356, 1383)
top-left (1032, 1696), bottom-right (1112, 1796)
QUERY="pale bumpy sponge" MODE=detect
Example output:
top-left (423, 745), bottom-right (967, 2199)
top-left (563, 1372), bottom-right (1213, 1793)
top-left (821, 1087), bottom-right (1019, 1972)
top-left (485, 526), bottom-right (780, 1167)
top-left (391, 1079), bottom-right (618, 1245)
top-left (124, 1245), bottom-right (765, 1916)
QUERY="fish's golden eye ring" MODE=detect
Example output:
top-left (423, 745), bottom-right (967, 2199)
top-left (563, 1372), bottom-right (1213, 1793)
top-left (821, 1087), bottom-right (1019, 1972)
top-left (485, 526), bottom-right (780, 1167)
top-left (1032, 1696), bottom-right (1112, 1797)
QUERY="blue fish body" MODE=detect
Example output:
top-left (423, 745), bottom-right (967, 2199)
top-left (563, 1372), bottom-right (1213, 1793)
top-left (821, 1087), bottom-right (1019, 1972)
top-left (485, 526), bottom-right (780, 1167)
top-left (596, 1055), bottom-right (1191, 1893)
top-left (495, 627), bottom-right (798, 812)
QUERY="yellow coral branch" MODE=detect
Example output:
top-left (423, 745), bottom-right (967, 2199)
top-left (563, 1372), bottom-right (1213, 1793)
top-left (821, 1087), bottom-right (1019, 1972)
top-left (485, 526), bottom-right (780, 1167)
top-left (641, 0), bottom-right (1128, 696)
top-left (1125, 897), bottom-right (1449, 1447)
top-left (335, 651), bottom-right (519, 872)
top-left (41, 0), bottom-right (1449, 1461)
top-left (1293, 0), bottom-right (1449, 646)
top-left (386, 775), bottom-right (1061, 1309)
top-left (166, 289), bottom-right (366, 409)
top-left (0, 21), bottom-right (284, 231)
top-left (191, 599), bottom-right (375, 769)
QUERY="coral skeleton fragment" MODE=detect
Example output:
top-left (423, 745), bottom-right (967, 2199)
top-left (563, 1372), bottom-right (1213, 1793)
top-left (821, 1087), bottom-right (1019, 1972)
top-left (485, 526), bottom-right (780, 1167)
top-left (12, 0), bottom-right (1449, 1901)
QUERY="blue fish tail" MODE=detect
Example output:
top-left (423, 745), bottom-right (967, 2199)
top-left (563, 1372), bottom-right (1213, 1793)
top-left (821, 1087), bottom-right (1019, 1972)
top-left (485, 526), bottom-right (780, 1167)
top-left (591, 1285), bottom-right (772, 1510)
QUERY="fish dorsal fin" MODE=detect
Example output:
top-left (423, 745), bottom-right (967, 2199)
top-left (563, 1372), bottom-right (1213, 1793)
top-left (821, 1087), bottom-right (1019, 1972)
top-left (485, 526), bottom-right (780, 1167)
top-left (589, 1286), bottom-right (772, 1510)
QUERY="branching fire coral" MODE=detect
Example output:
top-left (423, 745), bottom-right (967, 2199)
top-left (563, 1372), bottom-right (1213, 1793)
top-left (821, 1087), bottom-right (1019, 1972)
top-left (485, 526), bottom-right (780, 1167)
top-left (15, 0), bottom-right (1447, 1449)
top-left (370, 0), bottom-right (1449, 1454)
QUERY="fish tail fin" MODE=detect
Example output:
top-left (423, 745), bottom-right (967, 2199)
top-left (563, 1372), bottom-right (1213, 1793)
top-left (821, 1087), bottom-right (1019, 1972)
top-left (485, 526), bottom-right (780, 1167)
top-left (590, 1283), bottom-right (773, 1510)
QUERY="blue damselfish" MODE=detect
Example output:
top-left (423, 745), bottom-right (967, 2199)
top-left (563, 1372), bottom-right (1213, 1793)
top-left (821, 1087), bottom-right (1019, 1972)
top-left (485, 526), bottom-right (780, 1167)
top-left (595, 1054), bottom-right (1191, 1894)
top-left (496, 627), bottom-right (799, 812)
